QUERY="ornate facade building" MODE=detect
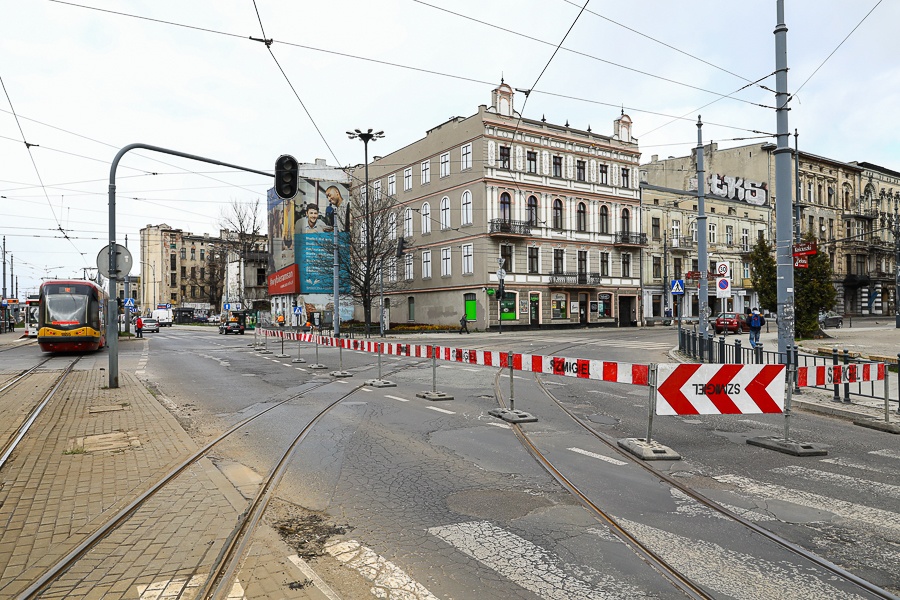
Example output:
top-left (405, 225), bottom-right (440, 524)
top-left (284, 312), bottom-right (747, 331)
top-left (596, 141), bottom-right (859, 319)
top-left (353, 83), bottom-right (645, 329)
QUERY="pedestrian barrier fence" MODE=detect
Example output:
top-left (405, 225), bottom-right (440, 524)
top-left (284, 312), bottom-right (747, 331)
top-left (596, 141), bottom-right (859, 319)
top-left (797, 363), bottom-right (885, 387)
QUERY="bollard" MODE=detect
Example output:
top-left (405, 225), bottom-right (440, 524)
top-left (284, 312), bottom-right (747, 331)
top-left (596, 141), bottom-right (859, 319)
top-left (292, 327), bottom-right (306, 363)
top-left (377, 340), bottom-right (383, 380)
top-left (719, 336), bottom-right (726, 364)
top-left (885, 367), bottom-right (891, 424)
top-left (843, 349), bottom-right (851, 403)
top-left (832, 348), bottom-right (840, 402)
top-left (508, 350), bottom-right (515, 412)
top-left (647, 364), bottom-right (657, 444)
top-left (735, 338), bottom-right (743, 364)
top-left (793, 345), bottom-right (801, 394)
top-left (309, 333), bottom-right (327, 369)
top-left (276, 330), bottom-right (289, 358)
top-left (783, 362), bottom-right (795, 442)
top-left (755, 342), bottom-right (763, 365)
top-left (432, 345), bottom-right (438, 393)
top-left (259, 328), bottom-right (272, 354)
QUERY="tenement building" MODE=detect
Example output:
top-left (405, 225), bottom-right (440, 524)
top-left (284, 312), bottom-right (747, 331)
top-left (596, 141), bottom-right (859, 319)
top-left (354, 83), bottom-right (644, 330)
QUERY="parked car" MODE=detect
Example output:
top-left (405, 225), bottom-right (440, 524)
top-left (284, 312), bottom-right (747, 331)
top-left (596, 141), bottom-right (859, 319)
top-left (219, 320), bottom-right (244, 335)
top-left (193, 315), bottom-right (208, 323)
top-left (714, 312), bottom-right (749, 334)
top-left (818, 311), bottom-right (843, 329)
top-left (208, 315), bottom-right (221, 324)
top-left (142, 318), bottom-right (160, 333)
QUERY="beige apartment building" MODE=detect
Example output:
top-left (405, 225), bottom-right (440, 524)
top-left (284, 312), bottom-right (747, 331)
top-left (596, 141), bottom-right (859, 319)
top-left (354, 83), bottom-right (645, 330)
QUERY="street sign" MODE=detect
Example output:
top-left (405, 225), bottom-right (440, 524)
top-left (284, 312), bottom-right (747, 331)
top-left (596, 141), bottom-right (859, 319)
top-left (715, 277), bottom-right (731, 298)
top-left (223, 303), bottom-right (231, 311)
top-left (96, 244), bottom-right (133, 278)
top-left (124, 298), bottom-right (135, 307)
top-left (793, 256), bottom-right (809, 269)
top-left (497, 268), bottom-right (506, 280)
top-left (656, 363), bottom-right (785, 415)
top-left (129, 307), bottom-right (138, 313)
top-left (792, 241), bottom-right (817, 257)
top-left (293, 306), bottom-right (303, 315)
top-left (670, 280), bottom-right (685, 295)
top-left (716, 261), bottom-right (730, 277)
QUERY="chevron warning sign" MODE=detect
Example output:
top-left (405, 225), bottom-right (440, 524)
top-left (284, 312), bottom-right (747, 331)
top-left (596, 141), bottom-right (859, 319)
top-left (656, 363), bottom-right (785, 415)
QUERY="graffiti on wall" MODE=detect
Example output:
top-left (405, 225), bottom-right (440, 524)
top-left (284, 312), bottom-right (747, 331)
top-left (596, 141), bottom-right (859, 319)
top-left (691, 173), bottom-right (768, 206)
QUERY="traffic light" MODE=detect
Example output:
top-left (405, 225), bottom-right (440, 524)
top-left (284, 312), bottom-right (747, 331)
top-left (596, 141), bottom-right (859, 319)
top-left (396, 236), bottom-right (406, 257)
top-left (274, 154), bottom-right (299, 199)
top-left (498, 279), bottom-right (505, 299)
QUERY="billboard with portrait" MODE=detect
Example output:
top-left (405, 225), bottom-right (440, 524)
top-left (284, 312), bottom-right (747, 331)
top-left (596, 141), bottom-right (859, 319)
top-left (267, 187), bottom-right (305, 274)
top-left (294, 179), bottom-right (351, 294)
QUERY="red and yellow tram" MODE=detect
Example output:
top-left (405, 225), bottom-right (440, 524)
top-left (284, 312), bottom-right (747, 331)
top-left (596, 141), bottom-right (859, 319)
top-left (37, 279), bottom-right (108, 353)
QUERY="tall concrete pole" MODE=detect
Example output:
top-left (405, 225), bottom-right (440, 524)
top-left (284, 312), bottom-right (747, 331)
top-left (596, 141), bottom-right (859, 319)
top-left (2, 235), bottom-right (6, 300)
top-left (774, 0), bottom-right (795, 356)
top-left (696, 118), bottom-right (710, 345)
top-left (794, 129), bottom-right (801, 243)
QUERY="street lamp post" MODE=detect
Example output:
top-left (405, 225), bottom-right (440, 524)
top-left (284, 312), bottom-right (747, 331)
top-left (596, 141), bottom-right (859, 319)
top-left (347, 128), bottom-right (384, 337)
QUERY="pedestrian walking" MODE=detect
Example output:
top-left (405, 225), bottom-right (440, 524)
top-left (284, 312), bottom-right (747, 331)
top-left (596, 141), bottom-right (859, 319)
top-left (135, 316), bottom-right (144, 338)
top-left (459, 315), bottom-right (470, 334)
top-left (748, 308), bottom-right (765, 348)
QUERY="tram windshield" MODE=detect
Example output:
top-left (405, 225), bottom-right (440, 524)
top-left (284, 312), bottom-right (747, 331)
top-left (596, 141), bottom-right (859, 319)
top-left (43, 286), bottom-right (91, 326)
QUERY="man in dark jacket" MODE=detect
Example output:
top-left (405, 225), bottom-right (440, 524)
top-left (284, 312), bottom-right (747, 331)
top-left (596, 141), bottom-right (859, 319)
top-left (459, 315), bottom-right (470, 334)
top-left (748, 308), bottom-right (765, 348)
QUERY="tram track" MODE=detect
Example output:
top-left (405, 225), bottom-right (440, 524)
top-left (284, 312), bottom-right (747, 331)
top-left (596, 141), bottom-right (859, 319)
top-left (16, 359), bottom-right (424, 600)
top-left (490, 367), bottom-right (897, 600)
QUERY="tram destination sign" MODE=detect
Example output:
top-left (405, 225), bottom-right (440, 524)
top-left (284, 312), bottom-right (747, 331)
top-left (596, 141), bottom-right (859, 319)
top-left (792, 241), bottom-right (817, 257)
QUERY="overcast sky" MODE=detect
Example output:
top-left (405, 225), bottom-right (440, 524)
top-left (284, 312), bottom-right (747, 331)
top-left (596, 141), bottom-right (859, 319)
top-left (2, 0), bottom-right (897, 297)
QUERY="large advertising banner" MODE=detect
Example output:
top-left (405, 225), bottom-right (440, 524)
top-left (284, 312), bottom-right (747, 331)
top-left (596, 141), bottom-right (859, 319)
top-left (294, 179), bottom-right (351, 294)
top-left (267, 187), bottom-right (301, 273)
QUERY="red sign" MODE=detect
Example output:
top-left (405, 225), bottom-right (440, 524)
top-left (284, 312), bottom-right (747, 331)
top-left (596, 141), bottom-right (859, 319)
top-left (656, 363), bottom-right (785, 415)
top-left (792, 241), bottom-right (817, 257)
top-left (267, 264), bottom-right (299, 295)
top-left (793, 256), bottom-right (809, 269)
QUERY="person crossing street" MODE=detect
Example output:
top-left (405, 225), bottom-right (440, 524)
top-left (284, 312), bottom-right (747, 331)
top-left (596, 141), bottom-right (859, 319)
top-left (748, 308), bottom-right (765, 348)
top-left (459, 314), bottom-right (470, 334)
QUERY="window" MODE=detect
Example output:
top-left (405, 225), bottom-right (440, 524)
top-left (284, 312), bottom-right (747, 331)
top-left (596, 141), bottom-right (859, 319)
top-left (407, 297), bottom-right (415, 321)
top-left (389, 257), bottom-right (398, 282)
top-left (621, 168), bottom-right (630, 188)
top-left (528, 247), bottom-right (539, 273)
top-left (404, 208), bottom-right (413, 236)
top-left (500, 244), bottom-right (513, 271)
top-left (671, 219), bottom-right (681, 242)
top-left (462, 244), bottom-right (474, 274)
top-left (440, 152), bottom-right (450, 178)
top-left (404, 255), bottom-right (413, 280)
top-left (600, 252), bottom-right (610, 277)
top-left (673, 257), bottom-right (683, 278)
top-left (441, 247), bottom-right (451, 276)
top-left (404, 167), bottom-right (412, 191)
top-left (651, 217), bottom-right (661, 240)
top-left (500, 146), bottom-right (510, 169)
top-left (622, 253), bottom-right (632, 277)
top-left (621, 208), bottom-right (631, 233)
top-left (200, 249), bottom-right (205, 261)
top-left (180, 248), bottom-right (186, 259)
top-left (708, 223), bottom-right (717, 244)
top-left (190, 266), bottom-right (196, 279)
top-left (577, 250), bottom-right (587, 276)
top-left (552, 156), bottom-right (563, 177)
top-left (461, 190), bottom-right (473, 225)
top-left (421, 160), bottom-right (430, 184)
top-left (200, 267), bottom-right (205, 279)
top-left (388, 213), bottom-right (397, 240)
top-left (461, 143), bottom-right (472, 170)
top-left (576, 160), bottom-right (586, 181)
top-left (388, 174), bottom-right (396, 196)
top-left (191, 286), bottom-right (197, 298)
top-left (551, 294), bottom-right (568, 319)
top-left (374, 180), bottom-right (382, 201)
top-left (170, 273), bottom-right (176, 286)
top-left (440, 197), bottom-right (451, 229)
top-left (421, 202), bottom-right (431, 234)
top-left (422, 250), bottom-right (432, 279)
top-left (527, 151), bottom-right (537, 173)
top-left (599, 205), bottom-right (609, 234)
top-left (598, 164), bottom-right (608, 184)
top-left (500, 192), bottom-right (511, 221)
top-left (552, 199), bottom-right (563, 229)
top-left (725, 225), bottom-right (734, 245)
top-left (741, 228), bottom-right (749, 251)
top-left (690, 221), bottom-right (698, 242)
top-left (181, 266), bottom-right (187, 278)
top-left (190, 247), bottom-right (196, 260)
top-left (527, 195), bottom-right (538, 226)
top-left (742, 262), bottom-right (750, 279)
top-left (576, 202), bottom-right (587, 232)
top-left (553, 249), bottom-right (564, 273)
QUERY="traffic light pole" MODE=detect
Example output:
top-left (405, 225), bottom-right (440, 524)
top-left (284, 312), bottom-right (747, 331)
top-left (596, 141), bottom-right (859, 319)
top-left (108, 143), bottom-right (271, 388)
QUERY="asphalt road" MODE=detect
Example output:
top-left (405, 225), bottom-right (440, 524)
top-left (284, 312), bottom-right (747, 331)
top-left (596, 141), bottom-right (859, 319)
top-left (130, 326), bottom-right (899, 598)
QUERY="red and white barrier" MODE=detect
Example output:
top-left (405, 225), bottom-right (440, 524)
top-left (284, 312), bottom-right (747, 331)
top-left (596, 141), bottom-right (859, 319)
top-left (797, 363), bottom-right (885, 387)
top-left (656, 363), bottom-right (786, 415)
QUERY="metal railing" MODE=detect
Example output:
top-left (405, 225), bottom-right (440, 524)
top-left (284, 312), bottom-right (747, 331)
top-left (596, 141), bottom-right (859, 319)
top-left (613, 231), bottom-right (648, 245)
top-left (488, 219), bottom-right (532, 235)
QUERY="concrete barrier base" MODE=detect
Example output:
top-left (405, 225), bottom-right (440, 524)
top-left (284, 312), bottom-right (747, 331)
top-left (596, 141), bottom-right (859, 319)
top-left (330, 370), bottom-right (353, 378)
top-left (366, 379), bottom-right (397, 388)
top-left (617, 438), bottom-right (680, 461)
top-left (488, 408), bottom-right (537, 423)
top-left (416, 390), bottom-right (453, 401)
top-left (747, 436), bottom-right (827, 456)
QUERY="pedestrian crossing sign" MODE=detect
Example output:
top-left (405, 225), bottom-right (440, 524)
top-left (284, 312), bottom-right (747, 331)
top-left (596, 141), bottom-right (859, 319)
top-left (671, 280), bottom-right (685, 295)
top-left (124, 298), bottom-right (135, 307)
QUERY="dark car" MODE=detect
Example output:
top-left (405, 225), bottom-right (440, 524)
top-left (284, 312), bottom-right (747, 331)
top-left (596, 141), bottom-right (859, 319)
top-left (714, 312), bottom-right (749, 334)
top-left (193, 315), bottom-right (208, 323)
top-left (219, 320), bottom-right (245, 335)
top-left (818, 311), bottom-right (843, 329)
top-left (142, 318), bottom-right (160, 333)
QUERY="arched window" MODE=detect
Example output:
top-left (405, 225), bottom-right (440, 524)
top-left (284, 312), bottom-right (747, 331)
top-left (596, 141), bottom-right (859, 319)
top-left (388, 212), bottom-right (397, 240)
top-left (552, 199), bottom-right (564, 229)
top-left (621, 208), bottom-right (631, 233)
top-left (440, 197), bottom-right (451, 229)
top-left (576, 202), bottom-right (587, 232)
top-left (527, 195), bottom-right (538, 226)
top-left (404, 207), bottom-right (413, 237)
top-left (461, 190), bottom-right (473, 225)
top-left (421, 202), bottom-right (431, 234)
top-left (499, 192), bottom-right (511, 221)
top-left (599, 205), bottom-right (609, 234)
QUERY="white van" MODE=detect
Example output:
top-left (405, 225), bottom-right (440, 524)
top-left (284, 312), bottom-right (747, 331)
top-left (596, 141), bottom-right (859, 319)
top-left (152, 308), bottom-right (173, 327)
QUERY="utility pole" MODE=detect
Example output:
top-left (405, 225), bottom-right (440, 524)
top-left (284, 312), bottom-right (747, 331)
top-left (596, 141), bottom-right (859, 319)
top-left (774, 0), bottom-right (796, 357)
top-left (663, 230), bottom-right (669, 312)
top-left (794, 129), bottom-right (801, 243)
top-left (696, 118), bottom-right (710, 350)
top-left (2, 235), bottom-right (6, 300)
top-left (893, 194), bottom-right (899, 329)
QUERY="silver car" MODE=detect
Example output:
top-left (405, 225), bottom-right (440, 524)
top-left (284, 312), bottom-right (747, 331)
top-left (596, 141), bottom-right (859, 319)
top-left (142, 318), bottom-right (160, 333)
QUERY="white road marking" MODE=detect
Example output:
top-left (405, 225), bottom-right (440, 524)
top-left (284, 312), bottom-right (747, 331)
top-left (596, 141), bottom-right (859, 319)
top-left (568, 447), bottom-right (628, 466)
top-left (771, 465), bottom-right (900, 500)
top-left (487, 422), bottom-right (510, 429)
top-left (325, 540), bottom-right (438, 600)
top-left (288, 555), bottom-right (343, 600)
top-left (426, 406), bottom-right (455, 415)
top-left (428, 520), bottom-right (644, 599)
top-left (715, 474), bottom-right (900, 533)
top-left (670, 489), bottom-right (773, 522)
top-left (820, 457), bottom-right (897, 475)
top-left (460, 367), bottom-right (481, 372)
top-left (295, 367), bottom-right (307, 372)
top-left (616, 518), bottom-right (863, 600)
top-left (385, 395), bottom-right (409, 402)
top-left (870, 448), bottom-right (900, 460)
top-left (137, 575), bottom-right (245, 599)
top-left (281, 363), bottom-right (291, 367)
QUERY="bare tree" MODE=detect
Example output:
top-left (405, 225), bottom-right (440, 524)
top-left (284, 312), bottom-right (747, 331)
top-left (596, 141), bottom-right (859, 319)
top-left (217, 199), bottom-right (267, 310)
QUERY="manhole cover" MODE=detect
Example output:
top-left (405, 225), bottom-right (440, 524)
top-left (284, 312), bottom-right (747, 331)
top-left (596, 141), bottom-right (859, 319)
top-left (68, 431), bottom-right (141, 453)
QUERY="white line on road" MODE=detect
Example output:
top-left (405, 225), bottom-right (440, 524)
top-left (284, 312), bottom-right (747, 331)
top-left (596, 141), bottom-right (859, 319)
top-left (568, 447), bottom-right (628, 466)
top-left (428, 520), bottom-right (644, 599)
top-left (385, 395), bottom-right (409, 402)
top-left (487, 422), bottom-right (510, 429)
top-left (771, 465), bottom-right (900, 500)
top-left (820, 457), bottom-right (898, 475)
top-left (870, 448), bottom-right (900, 460)
top-left (426, 406), bottom-right (455, 415)
top-left (287, 555), bottom-right (343, 600)
top-left (295, 367), bottom-right (307, 372)
top-left (325, 540), bottom-right (438, 600)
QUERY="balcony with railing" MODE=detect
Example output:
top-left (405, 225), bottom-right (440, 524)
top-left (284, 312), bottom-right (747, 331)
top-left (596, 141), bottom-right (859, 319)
top-left (488, 219), bottom-right (532, 236)
top-left (548, 271), bottom-right (602, 286)
top-left (613, 231), bottom-right (648, 246)
top-left (668, 235), bottom-right (695, 252)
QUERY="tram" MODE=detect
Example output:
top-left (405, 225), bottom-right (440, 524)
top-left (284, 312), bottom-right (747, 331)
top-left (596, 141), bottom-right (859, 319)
top-left (37, 280), bottom-right (108, 352)
top-left (24, 295), bottom-right (40, 337)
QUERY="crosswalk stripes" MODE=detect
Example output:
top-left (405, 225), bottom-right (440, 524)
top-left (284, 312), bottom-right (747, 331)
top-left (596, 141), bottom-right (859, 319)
top-left (585, 340), bottom-right (673, 350)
